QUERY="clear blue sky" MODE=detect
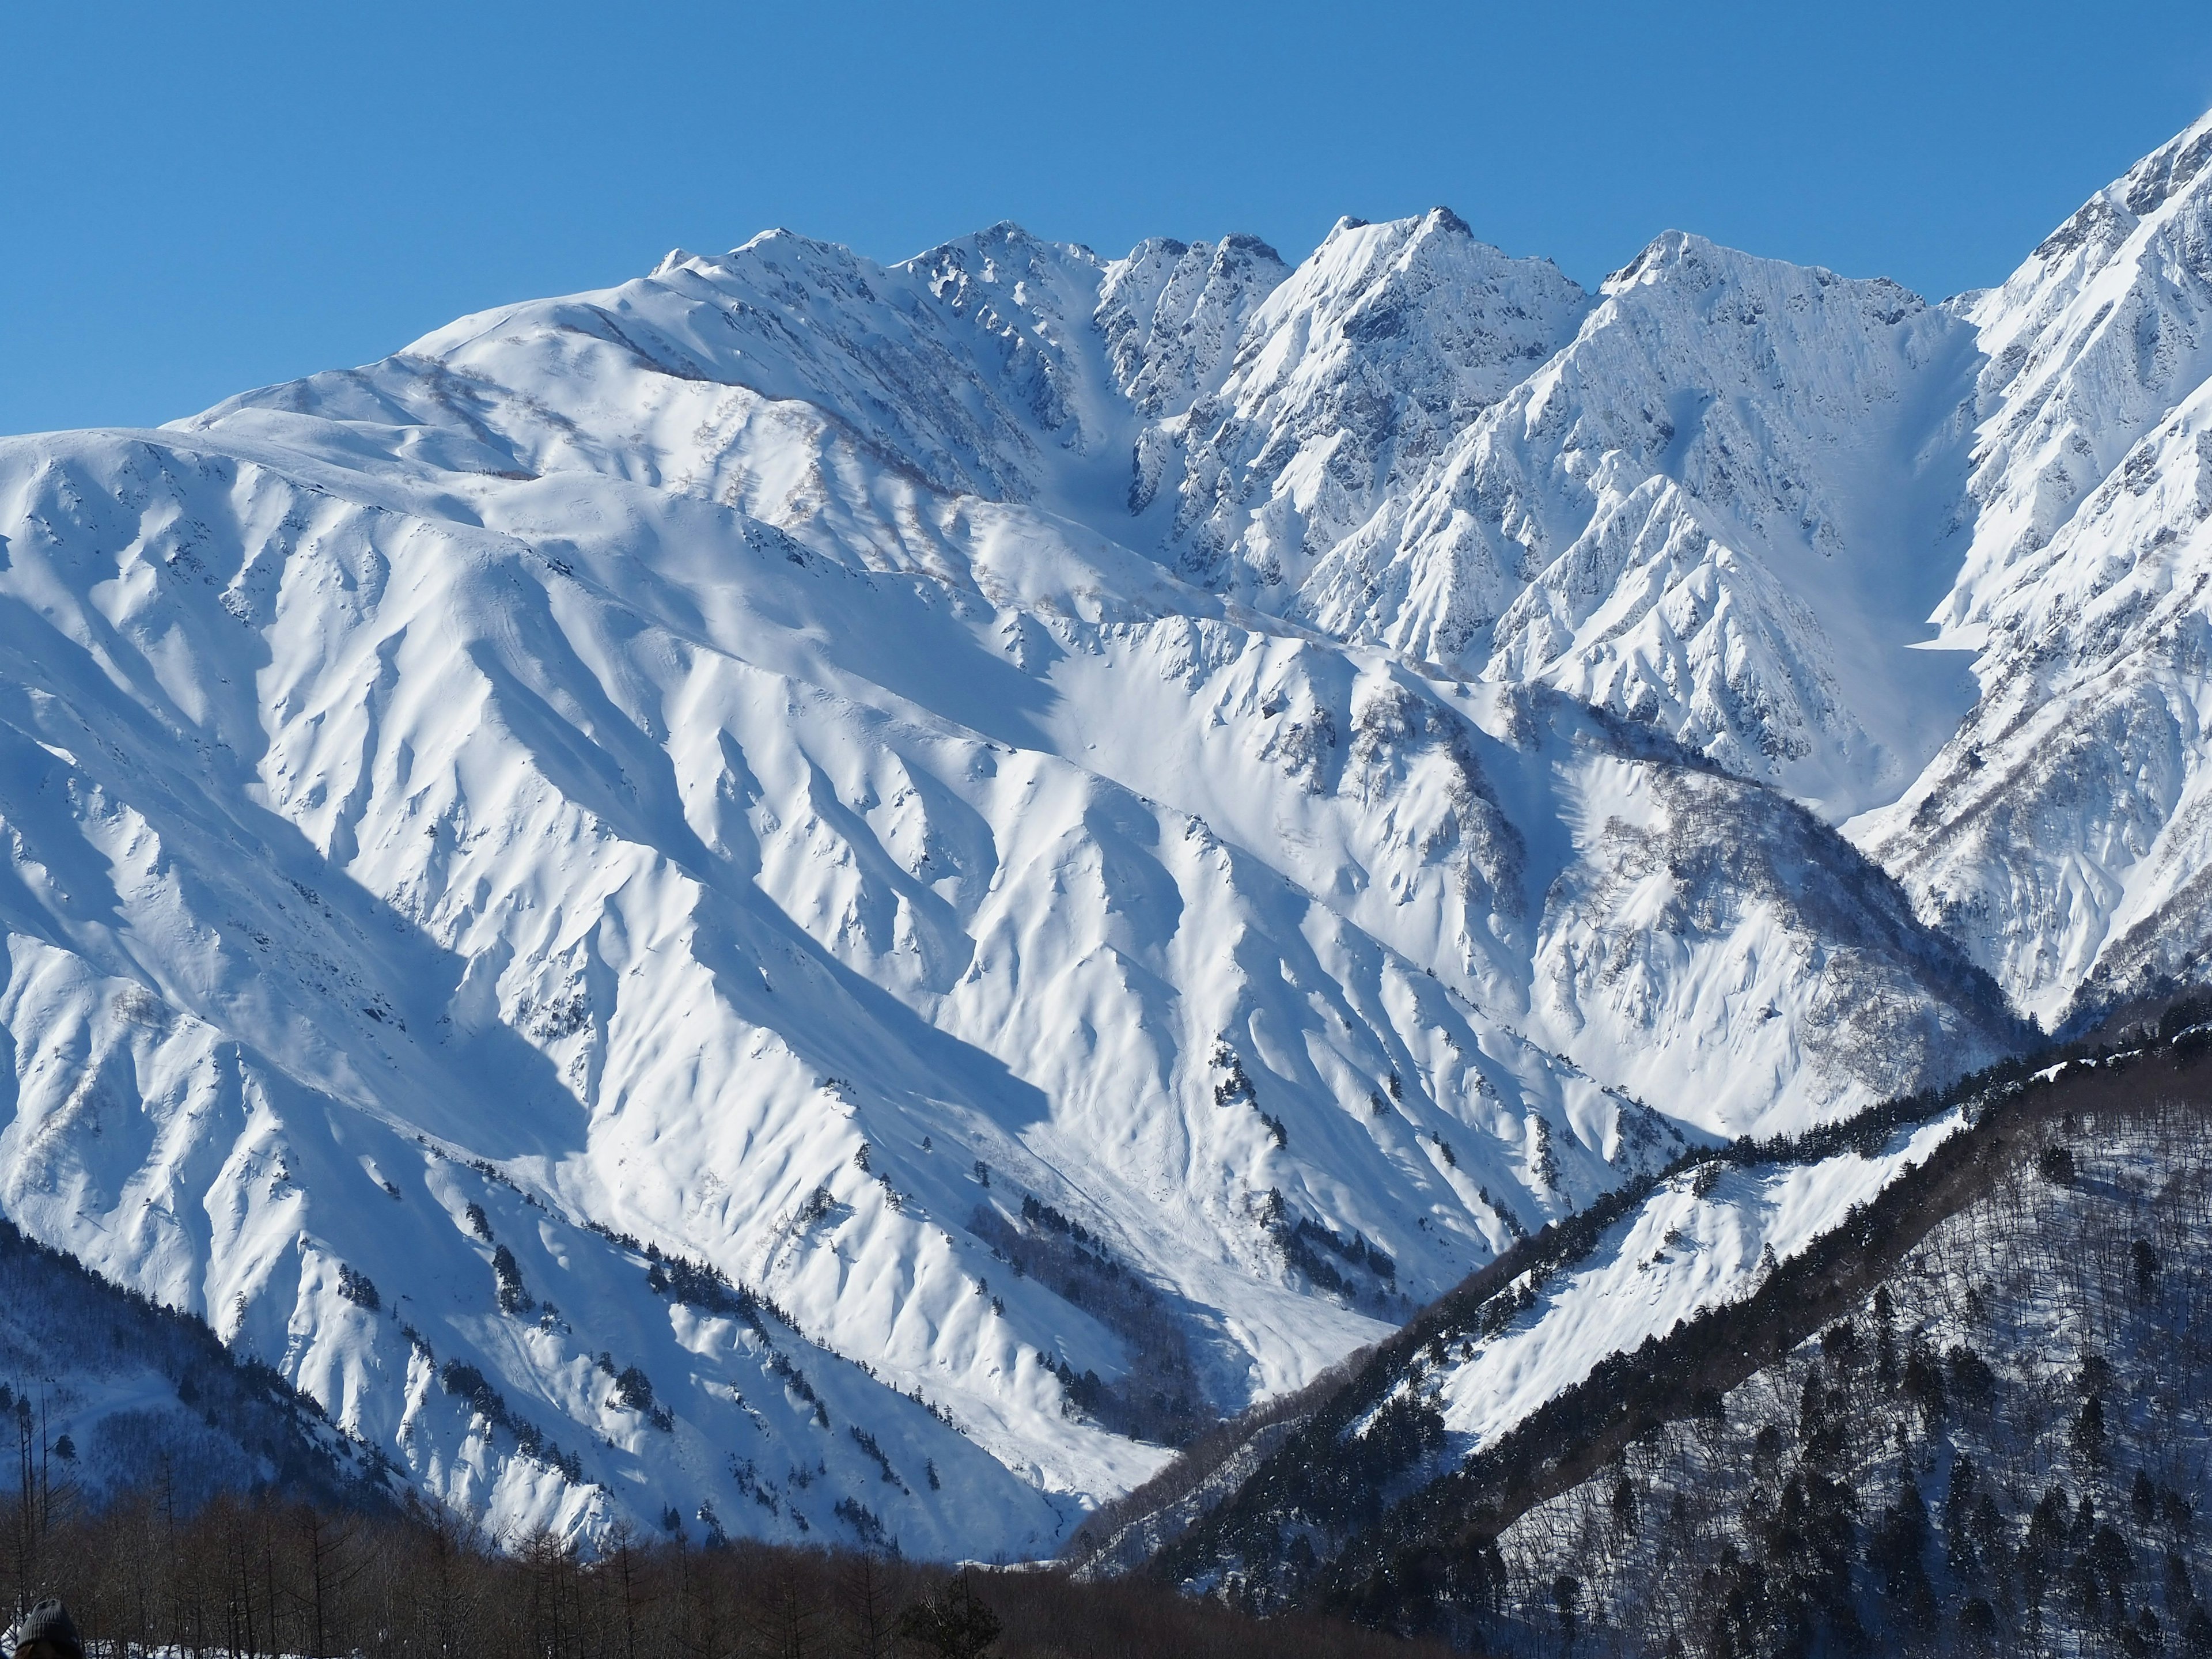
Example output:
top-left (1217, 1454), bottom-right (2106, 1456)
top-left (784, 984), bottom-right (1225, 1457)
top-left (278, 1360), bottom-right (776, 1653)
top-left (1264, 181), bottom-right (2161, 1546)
top-left (7, 0), bottom-right (2212, 437)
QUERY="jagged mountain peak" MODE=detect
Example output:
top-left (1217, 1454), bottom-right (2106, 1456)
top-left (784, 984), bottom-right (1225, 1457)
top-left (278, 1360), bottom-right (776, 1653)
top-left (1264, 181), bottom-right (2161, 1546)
top-left (2016, 106), bottom-right (2212, 275)
top-left (1859, 108), bottom-right (2212, 1022)
top-left (1598, 226), bottom-right (1705, 293)
top-left (1598, 227), bottom-right (1925, 317)
top-left (1284, 218), bottom-right (1976, 822)
top-left (2118, 105), bottom-right (2212, 215)
top-left (902, 219), bottom-right (1106, 285)
top-left (1278, 204), bottom-right (1581, 310)
top-left (1964, 105), bottom-right (2212, 456)
top-left (1098, 232), bottom-right (1291, 419)
top-left (1312, 204), bottom-right (1480, 252)
top-left (1143, 206), bottom-right (1591, 595)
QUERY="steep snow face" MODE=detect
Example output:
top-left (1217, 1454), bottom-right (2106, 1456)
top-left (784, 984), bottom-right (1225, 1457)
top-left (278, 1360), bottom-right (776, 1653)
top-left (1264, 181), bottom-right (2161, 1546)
top-left (1297, 233), bottom-right (1984, 821)
top-left (1096, 234), bottom-right (1290, 420)
top-left (1944, 113), bottom-right (2212, 629)
top-left (1858, 113), bottom-right (2212, 1021)
top-left (1518, 746), bottom-right (2015, 1131)
top-left (1144, 213), bottom-right (1591, 598)
top-left (0, 302), bottom-right (2013, 1555)
top-left (0, 434), bottom-right (1107, 1557)
top-left (1423, 1111), bottom-right (1963, 1456)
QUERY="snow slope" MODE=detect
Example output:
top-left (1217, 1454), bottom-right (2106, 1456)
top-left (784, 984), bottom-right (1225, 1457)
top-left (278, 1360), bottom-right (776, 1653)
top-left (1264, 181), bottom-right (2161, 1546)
top-left (1857, 112), bottom-right (2212, 1024)
top-left (1138, 1024), bottom-right (2206, 1643)
top-left (1424, 1111), bottom-right (1961, 1455)
top-left (0, 1211), bottom-right (389, 1514)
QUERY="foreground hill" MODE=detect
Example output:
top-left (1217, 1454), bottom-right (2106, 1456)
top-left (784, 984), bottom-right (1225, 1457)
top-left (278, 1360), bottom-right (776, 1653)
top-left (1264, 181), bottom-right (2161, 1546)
top-left (0, 1211), bottom-right (384, 1516)
top-left (1114, 1007), bottom-right (2212, 1656)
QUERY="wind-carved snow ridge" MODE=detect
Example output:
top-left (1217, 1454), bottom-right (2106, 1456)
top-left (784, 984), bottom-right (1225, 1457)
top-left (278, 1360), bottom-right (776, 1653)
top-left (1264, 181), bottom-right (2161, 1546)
top-left (1293, 230), bottom-right (1988, 823)
top-left (1857, 111), bottom-right (2212, 1025)
top-left (56, 117), bottom-right (2212, 1553)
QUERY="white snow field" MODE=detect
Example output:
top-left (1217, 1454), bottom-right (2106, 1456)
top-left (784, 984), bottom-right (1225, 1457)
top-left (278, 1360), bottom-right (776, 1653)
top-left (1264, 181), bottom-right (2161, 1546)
top-left (9, 111), bottom-right (2212, 1559)
top-left (1421, 1110), bottom-right (1965, 1457)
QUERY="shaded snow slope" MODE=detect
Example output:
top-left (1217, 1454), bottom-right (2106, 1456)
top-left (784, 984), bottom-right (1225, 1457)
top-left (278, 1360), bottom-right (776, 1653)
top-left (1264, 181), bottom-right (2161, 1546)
top-left (1135, 1021), bottom-right (2206, 1646)
top-left (1128, 1073), bottom-right (1993, 1605)
top-left (0, 1210), bottom-right (390, 1513)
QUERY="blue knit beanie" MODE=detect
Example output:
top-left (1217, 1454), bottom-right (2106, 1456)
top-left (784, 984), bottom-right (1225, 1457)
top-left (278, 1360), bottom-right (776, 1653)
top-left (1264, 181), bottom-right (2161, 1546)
top-left (6, 1600), bottom-right (81, 1659)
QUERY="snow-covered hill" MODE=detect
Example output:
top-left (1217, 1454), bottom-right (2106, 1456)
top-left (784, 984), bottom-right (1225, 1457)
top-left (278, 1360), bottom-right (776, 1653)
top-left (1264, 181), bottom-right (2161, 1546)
top-left (1132, 1022), bottom-right (2212, 1646)
top-left (0, 1210), bottom-right (387, 1515)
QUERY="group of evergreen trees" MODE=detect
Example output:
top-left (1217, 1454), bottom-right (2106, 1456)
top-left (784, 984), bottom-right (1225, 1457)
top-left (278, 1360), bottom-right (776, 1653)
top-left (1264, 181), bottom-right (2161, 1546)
top-left (1479, 1094), bottom-right (2212, 1656)
top-left (0, 1476), bottom-right (1455, 1659)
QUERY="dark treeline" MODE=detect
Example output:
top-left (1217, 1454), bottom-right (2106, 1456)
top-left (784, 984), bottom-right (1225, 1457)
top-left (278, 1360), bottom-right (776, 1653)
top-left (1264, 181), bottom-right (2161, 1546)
top-left (0, 1479), bottom-right (1459, 1659)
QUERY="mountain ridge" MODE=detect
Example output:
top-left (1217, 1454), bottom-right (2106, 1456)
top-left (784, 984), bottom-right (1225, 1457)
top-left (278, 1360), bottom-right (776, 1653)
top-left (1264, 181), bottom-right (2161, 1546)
top-left (5, 112), bottom-right (2212, 1565)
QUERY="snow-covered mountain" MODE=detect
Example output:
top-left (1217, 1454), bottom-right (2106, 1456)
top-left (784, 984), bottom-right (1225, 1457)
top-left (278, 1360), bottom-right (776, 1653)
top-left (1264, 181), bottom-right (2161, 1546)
top-left (18, 108), bottom-right (2212, 1563)
top-left (0, 393), bottom-right (2005, 1556)
top-left (1856, 113), bottom-right (2212, 1026)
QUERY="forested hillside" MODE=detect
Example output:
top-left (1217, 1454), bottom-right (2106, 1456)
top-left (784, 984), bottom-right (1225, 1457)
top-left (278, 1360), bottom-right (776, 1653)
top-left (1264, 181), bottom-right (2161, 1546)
top-left (1128, 1012), bottom-right (2212, 1657)
top-left (0, 1211), bottom-right (387, 1524)
top-left (1468, 1059), bottom-right (2212, 1656)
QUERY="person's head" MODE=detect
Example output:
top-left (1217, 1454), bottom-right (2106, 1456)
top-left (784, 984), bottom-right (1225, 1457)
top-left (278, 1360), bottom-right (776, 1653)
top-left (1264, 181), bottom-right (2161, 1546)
top-left (7, 1599), bottom-right (80, 1659)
